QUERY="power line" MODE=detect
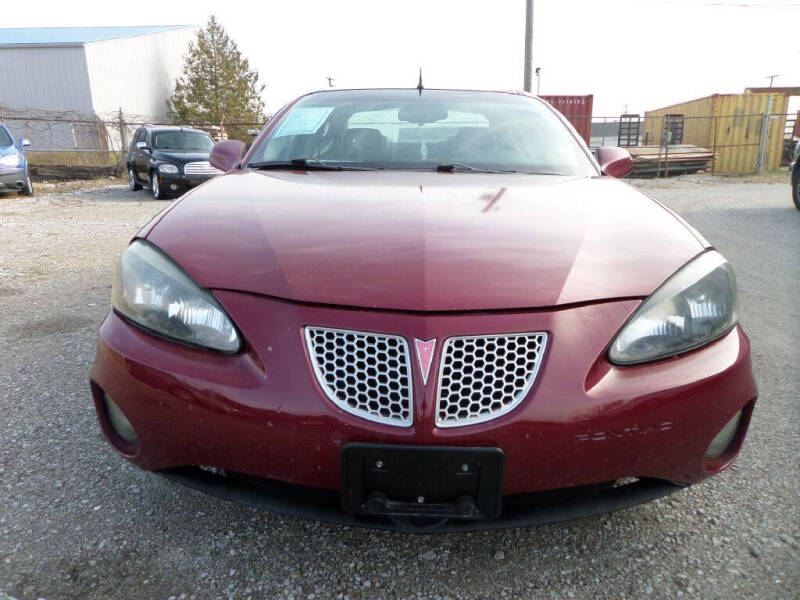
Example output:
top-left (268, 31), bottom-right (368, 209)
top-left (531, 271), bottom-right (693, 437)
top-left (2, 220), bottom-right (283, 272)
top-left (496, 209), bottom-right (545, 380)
top-left (645, 0), bottom-right (800, 8)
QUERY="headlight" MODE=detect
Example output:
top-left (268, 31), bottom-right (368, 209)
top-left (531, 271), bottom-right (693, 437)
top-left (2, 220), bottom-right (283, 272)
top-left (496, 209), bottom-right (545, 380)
top-left (609, 251), bottom-right (737, 365)
top-left (0, 154), bottom-right (19, 167)
top-left (112, 240), bottom-right (240, 352)
top-left (158, 163), bottom-right (179, 174)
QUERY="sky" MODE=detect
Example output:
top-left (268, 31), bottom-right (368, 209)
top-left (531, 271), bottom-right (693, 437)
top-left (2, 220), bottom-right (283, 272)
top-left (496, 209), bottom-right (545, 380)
top-left (4, 0), bottom-right (800, 116)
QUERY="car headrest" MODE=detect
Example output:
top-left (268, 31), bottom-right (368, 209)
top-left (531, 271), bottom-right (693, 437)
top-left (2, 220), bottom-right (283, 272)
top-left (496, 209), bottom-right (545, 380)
top-left (341, 128), bottom-right (386, 161)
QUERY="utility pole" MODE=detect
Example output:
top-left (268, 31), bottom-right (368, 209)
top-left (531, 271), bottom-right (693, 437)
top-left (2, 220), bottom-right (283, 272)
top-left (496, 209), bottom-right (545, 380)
top-left (117, 107), bottom-right (127, 172)
top-left (523, 0), bottom-right (534, 92)
top-left (766, 74), bottom-right (779, 87)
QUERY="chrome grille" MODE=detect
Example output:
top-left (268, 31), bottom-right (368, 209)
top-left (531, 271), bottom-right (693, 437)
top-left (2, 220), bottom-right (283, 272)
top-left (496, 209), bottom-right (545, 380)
top-left (184, 161), bottom-right (222, 175)
top-left (435, 333), bottom-right (547, 428)
top-left (305, 327), bottom-right (413, 427)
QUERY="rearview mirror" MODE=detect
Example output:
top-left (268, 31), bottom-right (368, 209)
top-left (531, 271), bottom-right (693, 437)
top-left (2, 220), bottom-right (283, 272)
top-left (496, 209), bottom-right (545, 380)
top-left (398, 102), bottom-right (448, 124)
top-left (596, 146), bottom-right (633, 178)
top-left (210, 139), bottom-right (246, 172)
top-left (20, 138), bottom-right (31, 148)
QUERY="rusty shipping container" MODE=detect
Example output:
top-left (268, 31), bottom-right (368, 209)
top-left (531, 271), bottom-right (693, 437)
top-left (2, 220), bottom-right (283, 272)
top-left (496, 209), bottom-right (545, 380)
top-left (540, 95), bottom-right (593, 145)
top-left (643, 93), bottom-right (788, 174)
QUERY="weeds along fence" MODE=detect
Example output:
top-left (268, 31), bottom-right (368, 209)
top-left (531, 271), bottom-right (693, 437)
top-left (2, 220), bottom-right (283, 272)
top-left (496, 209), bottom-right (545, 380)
top-left (0, 106), bottom-right (265, 180)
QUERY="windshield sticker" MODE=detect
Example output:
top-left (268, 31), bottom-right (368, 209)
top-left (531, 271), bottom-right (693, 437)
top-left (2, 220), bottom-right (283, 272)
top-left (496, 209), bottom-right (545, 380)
top-left (274, 107), bottom-right (333, 137)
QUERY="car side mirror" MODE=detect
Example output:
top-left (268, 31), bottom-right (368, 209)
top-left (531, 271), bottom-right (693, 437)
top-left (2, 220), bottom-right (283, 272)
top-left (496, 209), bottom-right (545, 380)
top-left (247, 128), bottom-right (261, 137)
top-left (596, 146), bottom-right (633, 178)
top-left (210, 139), bottom-right (246, 172)
top-left (136, 141), bottom-right (149, 151)
top-left (19, 138), bottom-right (31, 148)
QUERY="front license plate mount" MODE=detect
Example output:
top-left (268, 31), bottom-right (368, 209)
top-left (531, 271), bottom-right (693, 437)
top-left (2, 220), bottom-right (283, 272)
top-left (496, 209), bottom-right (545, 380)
top-left (341, 443), bottom-right (504, 520)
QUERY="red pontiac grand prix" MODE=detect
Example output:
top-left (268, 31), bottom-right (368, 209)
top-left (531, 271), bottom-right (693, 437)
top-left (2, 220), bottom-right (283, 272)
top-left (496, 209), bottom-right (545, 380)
top-left (90, 89), bottom-right (757, 532)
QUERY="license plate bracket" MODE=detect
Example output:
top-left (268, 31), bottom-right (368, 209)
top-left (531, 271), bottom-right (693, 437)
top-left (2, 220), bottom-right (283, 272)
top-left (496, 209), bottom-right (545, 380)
top-left (341, 443), bottom-right (504, 520)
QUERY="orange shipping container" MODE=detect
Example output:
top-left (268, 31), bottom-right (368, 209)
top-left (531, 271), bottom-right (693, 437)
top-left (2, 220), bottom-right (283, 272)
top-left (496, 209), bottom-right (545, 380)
top-left (540, 95), bottom-right (593, 145)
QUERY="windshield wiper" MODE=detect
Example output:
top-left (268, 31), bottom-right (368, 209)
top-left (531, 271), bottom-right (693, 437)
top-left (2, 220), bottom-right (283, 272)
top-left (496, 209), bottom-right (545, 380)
top-left (248, 158), bottom-right (378, 171)
top-left (435, 163), bottom-right (517, 174)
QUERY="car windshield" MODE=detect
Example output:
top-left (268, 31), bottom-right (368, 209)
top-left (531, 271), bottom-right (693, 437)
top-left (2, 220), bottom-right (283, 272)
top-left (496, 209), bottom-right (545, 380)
top-left (0, 127), bottom-right (12, 147)
top-left (248, 89), bottom-right (595, 175)
top-left (152, 131), bottom-right (214, 151)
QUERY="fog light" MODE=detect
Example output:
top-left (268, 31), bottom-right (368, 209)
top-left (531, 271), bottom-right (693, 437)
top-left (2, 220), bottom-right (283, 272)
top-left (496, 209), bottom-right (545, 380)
top-left (169, 184), bottom-right (178, 191)
top-left (705, 410), bottom-right (742, 458)
top-left (104, 394), bottom-right (138, 444)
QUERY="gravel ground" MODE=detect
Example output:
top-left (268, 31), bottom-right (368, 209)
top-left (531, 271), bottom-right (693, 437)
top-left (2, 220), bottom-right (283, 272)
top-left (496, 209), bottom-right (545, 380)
top-left (0, 175), bottom-right (798, 600)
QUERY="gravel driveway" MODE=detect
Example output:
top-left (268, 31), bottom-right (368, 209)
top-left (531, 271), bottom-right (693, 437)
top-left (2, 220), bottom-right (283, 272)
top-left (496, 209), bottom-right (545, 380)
top-left (1, 176), bottom-right (798, 599)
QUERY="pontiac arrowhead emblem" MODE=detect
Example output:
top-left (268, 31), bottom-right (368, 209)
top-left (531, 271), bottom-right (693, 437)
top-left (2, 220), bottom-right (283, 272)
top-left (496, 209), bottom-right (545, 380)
top-left (414, 338), bottom-right (436, 385)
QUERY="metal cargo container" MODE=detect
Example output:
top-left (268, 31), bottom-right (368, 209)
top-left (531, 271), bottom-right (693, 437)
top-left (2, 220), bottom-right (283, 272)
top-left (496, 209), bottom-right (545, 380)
top-left (643, 93), bottom-right (788, 174)
top-left (540, 95), bottom-right (593, 145)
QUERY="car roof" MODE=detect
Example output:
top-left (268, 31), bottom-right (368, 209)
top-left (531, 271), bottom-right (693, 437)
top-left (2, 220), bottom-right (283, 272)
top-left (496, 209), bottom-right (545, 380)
top-left (301, 87), bottom-right (528, 96)
top-left (140, 125), bottom-right (212, 133)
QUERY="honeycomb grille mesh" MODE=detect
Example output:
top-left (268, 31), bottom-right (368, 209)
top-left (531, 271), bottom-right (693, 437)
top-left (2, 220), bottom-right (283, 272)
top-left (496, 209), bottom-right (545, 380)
top-left (436, 333), bottom-right (547, 427)
top-left (305, 327), bottom-right (413, 426)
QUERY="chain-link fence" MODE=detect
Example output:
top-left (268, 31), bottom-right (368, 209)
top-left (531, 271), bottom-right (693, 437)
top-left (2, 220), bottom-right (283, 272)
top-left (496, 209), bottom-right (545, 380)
top-left (2, 105), bottom-right (798, 180)
top-left (0, 106), bottom-right (265, 180)
top-left (591, 112), bottom-right (798, 176)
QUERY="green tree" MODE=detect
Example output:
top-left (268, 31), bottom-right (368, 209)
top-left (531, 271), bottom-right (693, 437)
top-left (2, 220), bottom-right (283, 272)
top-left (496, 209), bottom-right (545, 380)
top-left (167, 16), bottom-right (265, 141)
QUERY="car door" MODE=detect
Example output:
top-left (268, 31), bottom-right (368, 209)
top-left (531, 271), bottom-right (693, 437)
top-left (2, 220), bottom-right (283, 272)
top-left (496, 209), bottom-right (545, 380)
top-left (135, 131), bottom-right (151, 181)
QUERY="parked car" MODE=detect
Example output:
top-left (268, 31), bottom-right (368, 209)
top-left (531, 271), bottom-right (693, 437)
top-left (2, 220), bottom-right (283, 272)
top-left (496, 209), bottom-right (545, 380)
top-left (91, 89), bottom-right (757, 532)
top-left (791, 139), bottom-right (799, 210)
top-left (126, 125), bottom-right (221, 199)
top-left (0, 122), bottom-right (33, 196)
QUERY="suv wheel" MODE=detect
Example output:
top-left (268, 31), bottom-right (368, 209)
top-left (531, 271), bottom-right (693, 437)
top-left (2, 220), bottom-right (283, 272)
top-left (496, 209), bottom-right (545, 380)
top-left (151, 172), bottom-right (167, 200)
top-left (128, 166), bottom-right (142, 191)
top-left (18, 175), bottom-right (34, 197)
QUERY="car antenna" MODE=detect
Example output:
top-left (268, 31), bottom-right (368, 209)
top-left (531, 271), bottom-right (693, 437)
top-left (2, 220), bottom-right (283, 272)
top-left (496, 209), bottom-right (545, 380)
top-left (417, 68), bottom-right (424, 96)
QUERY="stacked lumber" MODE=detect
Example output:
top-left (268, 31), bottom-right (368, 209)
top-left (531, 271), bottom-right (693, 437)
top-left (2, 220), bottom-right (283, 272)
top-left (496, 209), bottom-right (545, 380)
top-left (626, 145), bottom-right (713, 177)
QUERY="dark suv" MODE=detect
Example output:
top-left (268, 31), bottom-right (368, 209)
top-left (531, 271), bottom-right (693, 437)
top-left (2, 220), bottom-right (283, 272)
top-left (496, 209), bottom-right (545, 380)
top-left (126, 126), bottom-right (221, 199)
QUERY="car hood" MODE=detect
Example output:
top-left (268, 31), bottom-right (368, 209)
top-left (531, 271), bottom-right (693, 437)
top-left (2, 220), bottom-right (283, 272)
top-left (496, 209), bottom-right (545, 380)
top-left (143, 170), bottom-right (706, 312)
top-left (0, 144), bottom-right (19, 159)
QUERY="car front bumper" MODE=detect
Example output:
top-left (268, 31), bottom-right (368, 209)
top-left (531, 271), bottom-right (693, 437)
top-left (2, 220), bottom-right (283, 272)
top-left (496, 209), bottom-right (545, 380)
top-left (156, 171), bottom-right (218, 189)
top-left (0, 167), bottom-right (26, 191)
top-left (90, 291), bottom-right (757, 530)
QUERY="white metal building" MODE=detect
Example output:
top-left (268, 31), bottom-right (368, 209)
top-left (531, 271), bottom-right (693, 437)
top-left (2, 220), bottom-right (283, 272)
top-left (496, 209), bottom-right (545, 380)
top-left (0, 25), bottom-right (198, 150)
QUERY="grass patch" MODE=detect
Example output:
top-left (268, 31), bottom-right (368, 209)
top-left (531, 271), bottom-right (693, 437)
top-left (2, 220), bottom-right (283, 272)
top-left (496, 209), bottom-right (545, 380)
top-left (26, 151), bottom-right (120, 168)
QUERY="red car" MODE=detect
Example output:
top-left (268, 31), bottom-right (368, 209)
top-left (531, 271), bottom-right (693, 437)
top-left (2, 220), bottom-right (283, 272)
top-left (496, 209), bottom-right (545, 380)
top-left (90, 89), bottom-right (757, 532)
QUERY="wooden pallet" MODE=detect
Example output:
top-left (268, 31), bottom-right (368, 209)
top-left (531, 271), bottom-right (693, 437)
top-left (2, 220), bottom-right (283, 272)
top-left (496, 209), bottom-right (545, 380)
top-left (626, 145), bottom-right (713, 177)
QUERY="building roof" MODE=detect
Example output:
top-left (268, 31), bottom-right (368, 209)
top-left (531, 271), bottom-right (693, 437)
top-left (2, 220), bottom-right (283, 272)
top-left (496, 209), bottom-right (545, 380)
top-left (0, 25), bottom-right (194, 47)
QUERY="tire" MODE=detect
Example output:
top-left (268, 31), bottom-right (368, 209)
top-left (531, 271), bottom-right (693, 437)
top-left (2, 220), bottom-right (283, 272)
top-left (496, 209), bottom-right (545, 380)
top-left (793, 171), bottom-right (800, 211)
top-left (128, 166), bottom-right (142, 191)
top-left (150, 171), bottom-right (167, 200)
top-left (18, 175), bottom-right (33, 197)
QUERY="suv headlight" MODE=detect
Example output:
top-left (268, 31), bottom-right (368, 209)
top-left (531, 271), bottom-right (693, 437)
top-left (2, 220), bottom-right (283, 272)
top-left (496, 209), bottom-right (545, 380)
top-left (158, 163), bottom-right (179, 174)
top-left (609, 251), bottom-right (737, 365)
top-left (0, 154), bottom-right (20, 167)
top-left (112, 240), bottom-right (240, 352)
